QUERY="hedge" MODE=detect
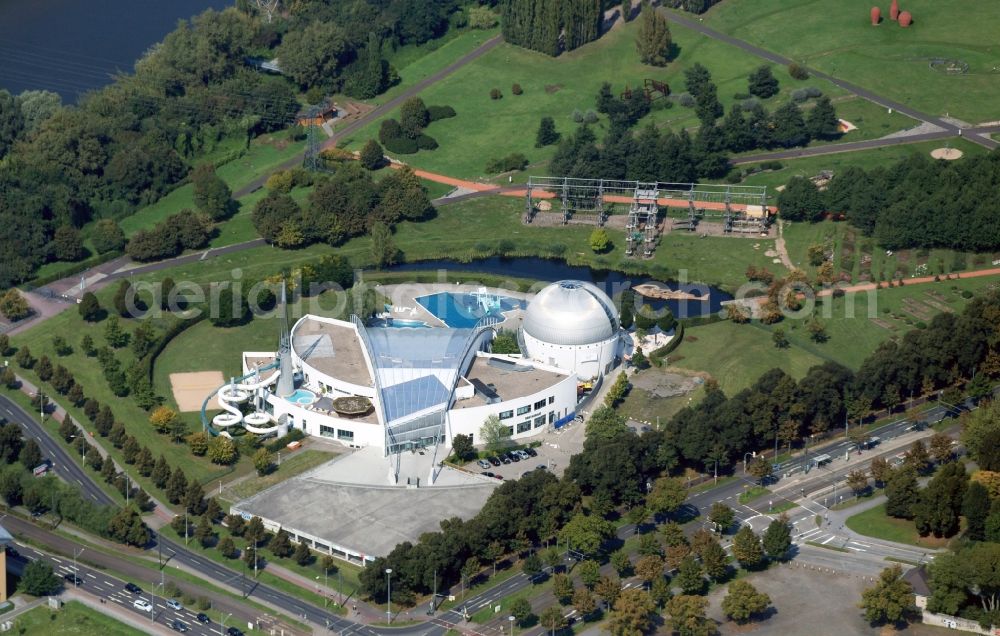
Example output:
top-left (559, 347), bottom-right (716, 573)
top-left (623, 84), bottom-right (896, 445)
top-left (649, 323), bottom-right (684, 366)
top-left (383, 136), bottom-right (418, 154)
top-left (427, 105), bottom-right (456, 122)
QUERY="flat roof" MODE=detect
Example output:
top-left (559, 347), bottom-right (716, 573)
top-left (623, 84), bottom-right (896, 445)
top-left (454, 356), bottom-right (566, 409)
top-left (292, 318), bottom-right (373, 387)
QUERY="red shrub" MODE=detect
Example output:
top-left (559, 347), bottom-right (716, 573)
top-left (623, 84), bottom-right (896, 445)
top-left (870, 6), bottom-right (881, 24)
top-left (898, 10), bottom-right (912, 26)
top-left (889, 0), bottom-right (899, 20)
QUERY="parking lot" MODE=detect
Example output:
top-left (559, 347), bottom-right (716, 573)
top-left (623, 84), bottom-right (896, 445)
top-left (463, 415), bottom-right (588, 481)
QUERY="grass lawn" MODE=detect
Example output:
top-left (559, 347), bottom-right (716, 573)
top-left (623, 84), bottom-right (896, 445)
top-left (669, 320), bottom-right (826, 393)
top-left (845, 502), bottom-right (950, 548)
top-left (738, 485), bottom-right (770, 504)
top-left (701, 0), bottom-right (1000, 123)
top-left (14, 601), bottom-right (144, 636)
top-left (225, 449), bottom-right (338, 502)
top-left (736, 138), bottom-right (989, 195)
top-left (338, 18), bottom-right (912, 182)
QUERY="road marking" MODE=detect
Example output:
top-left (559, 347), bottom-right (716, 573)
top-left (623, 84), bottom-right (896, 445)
top-left (86, 573), bottom-right (96, 579)
top-left (821, 536), bottom-right (836, 545)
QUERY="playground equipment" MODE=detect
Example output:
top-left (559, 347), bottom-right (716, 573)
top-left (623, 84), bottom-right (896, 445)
top-left (213, 366), bottom-right (284, 435)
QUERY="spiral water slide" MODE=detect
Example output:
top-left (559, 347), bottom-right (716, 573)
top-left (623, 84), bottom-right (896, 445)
top-left (202, 362), bottom-right (281, 436)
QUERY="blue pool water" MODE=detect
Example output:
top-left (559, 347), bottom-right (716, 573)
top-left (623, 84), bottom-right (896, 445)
top-left (389, 319), bottom-right (431, 328)
top-left (416, 292), bottom-right (525, 328)
top-left (286, 389), bottom-right (317, 405)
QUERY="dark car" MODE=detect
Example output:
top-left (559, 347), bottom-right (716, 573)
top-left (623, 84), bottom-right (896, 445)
top-left (481, 471), bottom-right (495, 478)
top-left (227, 627), bottom-right (244, 636)
top-left (4, 546), bottom-right (18, 558)
top-left (171, 620), bottom-right (189, 633)
top-left (196, 613), bottom-right (211, 624)
top-left (63, 573), bottom-right (83, 586)
top-left (488, 456), bottom-right (501, 466)
top-left (124, 582), bottom-right (142, 594)
top-left (524, 447), bottom-right (538, 457)
top-left (500, 455), bottom-right (511, 464)
top-left (506, 452), bottom-right (520, 463)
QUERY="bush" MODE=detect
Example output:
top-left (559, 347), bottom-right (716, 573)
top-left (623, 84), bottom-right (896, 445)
top-left (724, 170), bottom-right (743, 184)
top-left (677, 92), bottom-right (695, 108)
top-left (791, 89), bottom-right (809, 103)
top-left (378, 118), bottom-right (403, 145)
top-left (788, 62), bottom-right (809, 80)
top-left (490, 88), bottom-right (502, 100)
top-left (583, 110), bottom-right (598, 124)
top-left (572, 109), bottom-right (584, 122)
top-left (512, 83), bottom-right (523, 95)
top-left (468, 5), bottom-right (499, 29)
top-left (741, 97), bottom-right (761, 111)
top-left (485, 153), bottom-right (529, 174)
top-left (415, 134), bottom-right (438, 150)
top-left (426, 105), bottom-right (456, 122)
top-left (760, 160), bottom-right (783, 171)
top-left (805, 86), bottom-right (822, 98)
top-left (383, 136), bottom-right (419, 155)
top-left (497, 239), bottom-right (516, 255)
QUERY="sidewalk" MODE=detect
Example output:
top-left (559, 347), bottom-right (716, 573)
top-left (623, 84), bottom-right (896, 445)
top-left (63, 588), bottom-right (174, 635)
top-left (0, 596), bottom-right (48, 624)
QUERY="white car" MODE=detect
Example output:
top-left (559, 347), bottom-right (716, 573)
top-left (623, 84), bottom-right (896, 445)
top-left (133, 598), bottom-right (153, 612)
top-left (166, 599), bottom-right (183, 611)
top-left (476, 459), bottom-right (491, 470)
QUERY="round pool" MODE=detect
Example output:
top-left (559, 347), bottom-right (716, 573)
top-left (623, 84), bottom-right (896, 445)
top-left (287, 388), bottom-right (317, 405)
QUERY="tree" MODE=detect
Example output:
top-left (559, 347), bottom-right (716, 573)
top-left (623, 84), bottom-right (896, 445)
top-left (14, 346), bottom-right (33, 369)
top-left (187, 431), bottom-right (209, 456)
top-left (609, 588), bottom-right (655, 636)
top-left (149, 406), bottom-right (178, 434)
top-left (665, 595), bottom-right (712, 636)
top-left (870, 457), bottom-right (892, 488)
top-left (108, 506), bottom-right (149, 547)
top-left (602, 374), bottom-right (631, 409)
top-left (536, 117), bottom-right (559, 147)
top-left (762, 515), bottom-right (792, 560)
top-left (885, 466), bottom-right (920, 519)
top-left (359, 139), bottom-right (384, 170)
top-left (50, 225), bottom-right (83, 262)
top-left (732, 526), bottom-right (764, 569)
top-left (722, 580), bottom-right (772, 624)
top-left (634, 555), bottom-right (664, 588)
top-left (509, 597), bottom-right (532, 625)
top-left (166, 467), bottom-right (187, 504)
top-left (522, 552), bottom-right (543, 579)
top-left (19, 439), bottom-right (41, 471)
top-left (253, 447), bottom-right (274, 476)
top-left (708, 502), bottom-right (735, 533)
top-left (480, 415), bottom-right (511, 454)
top-left (647, 476), bottom-right (687, 518)
top-left (589, 228), bottom-right (610, 253)
top-left (218, 535), bottom-right (237, 559)
top-left (595, 576), bottom-right (622, 610)
top-left (269, 529), bottom-right (294, 558)
top-left (151, 455), bottom-right (171, 489)
top-left (778, 175), bottom-right (825, 222)
top-left (806, 96), bottom-right (839, 140)
top-left (540, 605), bottom-right (567, 636)
top-left (859, 564), bottom-right (915, 626)
top-left (578, 560), bottom-right (601, 589)
top-left (635, 1), bottom-right (672, 66)
top-left (91, 219), bottom-right (125, 254)
top-left (21, 559), bottom-right (59, 596)
top-left (675, 555), bottom-right (706, 595)
top-left (113, 280), bottom-right (135, 318)
top-left (399, 97), bottom-right (429, 138)
top-left (195, 514), bottom-right (215, 547)
top-left (771, 328), bottom-right (788, 348)
top-left (192, 163), bottom-right (233, 220)
top-left (747, 65), bottom-right (779, 99)
top-left (370, 221), bottom-right (398, 269)
top-left (451, 434), bottom-right (475, 462)
top-left (964, 480), bottom-right (991, 541)
top-left (0, 289), bottom-right (30, 321)
top-left (184, 480), bottom-right (206, 515)
top-left (210, 287), bottom-right (250, 328)
top-left (558, 513), bottom-right (615, 556)
top-left (553, 572), bottom-right (574, 604)
top-left (611, 550), bottom-right (632, 577)
top-left (208, 434), bottom-right (238, 465)
top-left (103, 316), bottom-right (128, 348)
top-left (771, 101), bottom-right (809, 148)
top-left (963, 402), bottom-right (1000, 470)
top-left (845, 469), bottom-right (869, 497)
top-left (78, 292), bottom-right (101, 322)
top-left (929, 432), bottom-right (955, 464)
top-left (905, 439), bottom-right (931, 473)
top-left (700, 537), bottom-right (729, 581)
top-left (912, 461), bottom-right (967, 538)
top-left (573, 586), bottom-right (597, 618)
top-left (245, 516), bottom-right (266, 547)
top-left (747, 456), bottom-right (773, 485)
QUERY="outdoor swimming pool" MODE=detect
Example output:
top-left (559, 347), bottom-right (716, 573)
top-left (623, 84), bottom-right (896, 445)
top-left (416, 292), bottom-right (525, 328)
top-left (389, 319), bottom-right (430, 328)
top-left (286, 388), bottom-right (317, 405)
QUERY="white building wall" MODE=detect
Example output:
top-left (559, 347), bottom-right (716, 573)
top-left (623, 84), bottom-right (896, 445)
top-left (446, 372), bottom-right (578, 446)
top-left (523, 330), bottom-right (620, 381)
top-left (264, 395), bottom-right (383, 449)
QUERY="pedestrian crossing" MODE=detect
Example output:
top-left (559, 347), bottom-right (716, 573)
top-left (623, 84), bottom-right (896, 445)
top-left (794, 527), bottom-right (873, 552)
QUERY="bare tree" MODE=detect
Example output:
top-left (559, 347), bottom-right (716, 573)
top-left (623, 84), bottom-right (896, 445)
top-left (254, 0), bottom-right (279, 23)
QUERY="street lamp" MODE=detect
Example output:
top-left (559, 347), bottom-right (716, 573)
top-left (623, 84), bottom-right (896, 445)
top-left (742, 451), bottom-right (755, 473)
top-left (509, 615), bottom-right (516, 636)
top-left (73, 548), bottom-right (84, 587)
top-left (385, 568), bottom-right (392, 624)
top-left (221, 612), bottom-right (233, 636)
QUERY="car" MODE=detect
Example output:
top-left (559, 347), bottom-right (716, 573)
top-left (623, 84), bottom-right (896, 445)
top-left (171, 620), bottom-right (189, 633)
top-left (132, 598), bottom-right (153, 612)
top-left (4, 547), bottom-right (18, 558)
top-left (488, 456), bottom-right (501, 466)
top-left (124, 582), bottom-right (143, 594)
top-left (166, 598), bottom-right (183, 611)
top-left (196, 613), bottom-right (211, 624)
top-left (516, 450), bottom-right (531, 460)
top-left (63, 573), bottom-right (83, 586)
top-left (481, 471), bottom-right (495, 478)
top-left (524, 447), bottom-right (538, 457)
top-left (507, 452), bottom-right (521, 463)
top-left (500, 455), bottom-right (512, 464)
top-left (227, 627), bottom-right (245, 636)
top-left (536, 464), bottom-right (547, 471)
top-left (476, 459), bottom-right (491, 470)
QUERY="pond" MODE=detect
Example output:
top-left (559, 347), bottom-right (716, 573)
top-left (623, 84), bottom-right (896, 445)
top-left (384, 257), bottom-right (732, 319)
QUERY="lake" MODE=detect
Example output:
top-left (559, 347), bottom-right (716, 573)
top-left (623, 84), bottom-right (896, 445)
top-left (0, 0), bottom-right (231, 101)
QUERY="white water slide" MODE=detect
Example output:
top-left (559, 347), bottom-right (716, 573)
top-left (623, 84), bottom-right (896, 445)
top-left (213, 371), bottom-right (281, 435)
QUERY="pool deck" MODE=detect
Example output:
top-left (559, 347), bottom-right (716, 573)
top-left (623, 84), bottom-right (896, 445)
top-left (453, 356), bottom-right (567, 409)
top-left (292, 317), bottom-right (374, 387)
top-left (375, 283), bottom-right (532, 330)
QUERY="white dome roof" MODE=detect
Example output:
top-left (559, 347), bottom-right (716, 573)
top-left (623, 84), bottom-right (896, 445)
top-left (523, 280), bottom-right (619, 346)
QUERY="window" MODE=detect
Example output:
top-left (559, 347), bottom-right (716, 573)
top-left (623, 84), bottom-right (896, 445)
top-left (548, 411), bottom-right (555, 424)
top-left (516, 405), bottom-right (531, 416)
top-left (534, 416), bottom-right (545, 428)
top-left (534, 400), bottom-right (546, 410)
top-left (337, 429), bottom-right (354, 441)
top-left (548, 396), bottom-right (555, 405)
top-left (517, 421), bottom-right (531, 434)
top-left (319, 425), bottom-right (337, 438)
top-left (499, 410), bottom-right (513, 420)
